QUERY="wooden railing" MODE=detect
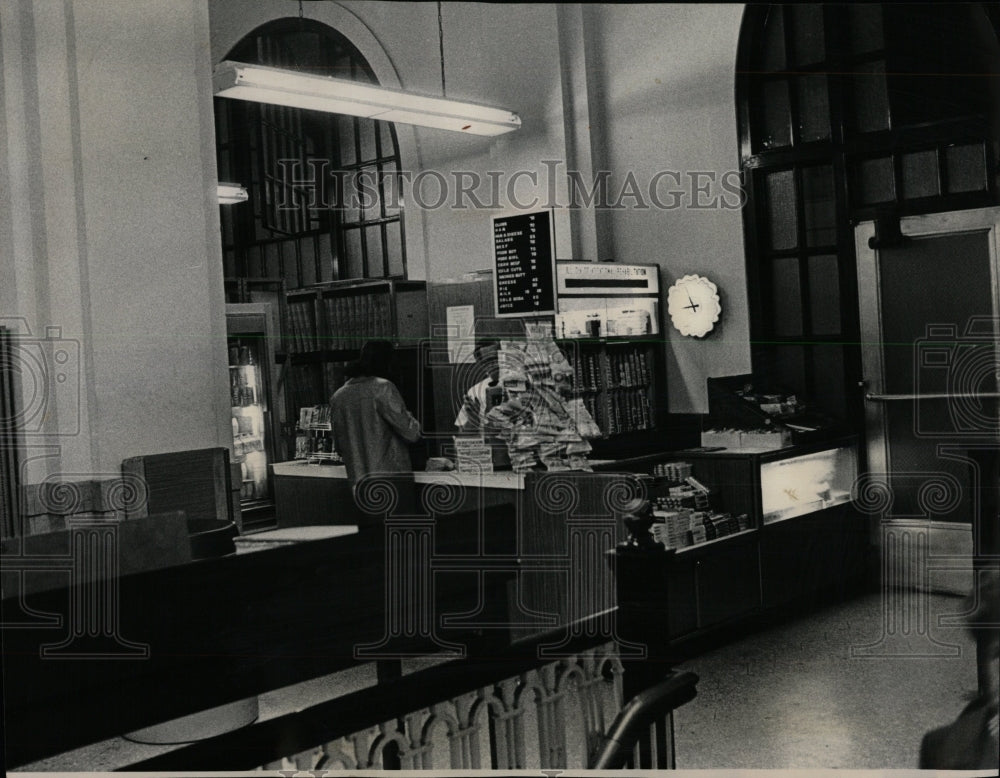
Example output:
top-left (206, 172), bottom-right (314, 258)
top-left (2, 470), bottom-right (699, 771)
top-left (134, 636), bottom-right (628, 771)
top-left (126, 629), bottom-right (698, 772)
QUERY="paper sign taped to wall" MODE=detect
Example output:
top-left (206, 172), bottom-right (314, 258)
top-left (446, 305), bottom-right (475, 364)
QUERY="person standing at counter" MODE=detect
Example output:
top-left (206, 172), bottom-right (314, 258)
top-left (454, 339), bottom-right (502, 433)
top-left (331, 340), bottom-right (421, 488)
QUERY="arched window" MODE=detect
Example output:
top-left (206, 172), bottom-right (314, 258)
top-left (217, 19), bottom-right (406, 292)
top-left (736, 4), bottom-right (1000, 425)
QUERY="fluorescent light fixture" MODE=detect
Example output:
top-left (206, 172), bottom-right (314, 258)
top-left (217, 182), bottom-right (249, 204)
top-left (213, 60), bottom-right (521, 136)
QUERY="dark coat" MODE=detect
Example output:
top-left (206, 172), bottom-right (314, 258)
top-left (919, 697), bottom-right (999, 770)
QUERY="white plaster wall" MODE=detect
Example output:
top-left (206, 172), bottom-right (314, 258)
top-left (1, 0), bottom-right (231, 480)
top-left (586, 4), bottom-right (752, 413)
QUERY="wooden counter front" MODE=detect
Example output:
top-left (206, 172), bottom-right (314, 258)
top-left (271, 462), bottom-right (522, 528)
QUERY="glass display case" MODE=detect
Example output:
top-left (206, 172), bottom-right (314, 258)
top-left (611, 435), bottom-right (867, 645)
top-left (227, 303), bottom-right (281, 523)
top-left (229, 337), bottom-right (271, 502)
top-left (760, 444), bottom-right (857, 524)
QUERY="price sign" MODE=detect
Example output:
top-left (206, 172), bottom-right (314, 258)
top-left (492, 210), bottom-right (556, 317)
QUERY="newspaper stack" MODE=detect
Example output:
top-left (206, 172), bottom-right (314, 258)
top-left (452, 436), bottom-right (495, 473)
top-left (482, 331), bottom-right (597, 473)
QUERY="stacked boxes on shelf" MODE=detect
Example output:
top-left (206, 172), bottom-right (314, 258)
top-left (701, 428), bottom-right (791, 450)
top-left (648, 461), bottom-right (749, 551)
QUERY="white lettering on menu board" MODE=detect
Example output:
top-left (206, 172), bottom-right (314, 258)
top-left (493, 211), bottom-right (555, 317)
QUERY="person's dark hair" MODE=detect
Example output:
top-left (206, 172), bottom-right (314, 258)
top-left (346, 339), bottom-right (395, 379)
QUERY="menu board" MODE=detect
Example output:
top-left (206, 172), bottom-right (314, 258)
top-left (492, 210), bottom-right (556, 318)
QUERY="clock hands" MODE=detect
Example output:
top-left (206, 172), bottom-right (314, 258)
top-left (670, 275), bottom-right (720, 338)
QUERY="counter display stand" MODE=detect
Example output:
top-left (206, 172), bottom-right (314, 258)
top-left (610, 436), bottom-right (868, 653)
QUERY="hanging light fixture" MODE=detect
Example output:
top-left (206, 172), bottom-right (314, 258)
top-left (213, 60), bottom-right (521, 136)
top-left (217, 182), bottom-right (249, 204)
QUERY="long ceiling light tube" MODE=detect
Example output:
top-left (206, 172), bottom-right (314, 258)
top-left (217, 182), bottom-right (249, 204)
top-left (213, 60), bottom-right (521, 136)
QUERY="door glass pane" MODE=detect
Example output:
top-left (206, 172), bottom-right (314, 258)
top-left (771, 256), bottom-right (802, 336)
top-left (902, 150), bottom-right (940, 199)
top-left (879, 233), bottom-right (993, 394)
top-left (807, 254), bottom-right (841, 335)
top-left (766, 170), bottom-right (798, 250)
top-left (789, 4), bottom-right (824, 66)
top-left (876, 231), bottom-right (995, 521)
top-left (945, 144), bottom-right (986, 194)
top-left (849, 61), bottom-right (890, 134)
top-left (760, 79), bottom-right (792, 150)
top-left (796, 74), bottom-right (830, 143)
top-left (801, 165), bottom-right (836, 246)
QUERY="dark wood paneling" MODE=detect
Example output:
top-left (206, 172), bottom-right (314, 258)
top-left (515, 472), bottom-right (635, 640)
top-left (759, 505), bottom-right (867, 609)
top-left (694, 533), bottom-right (761, 627)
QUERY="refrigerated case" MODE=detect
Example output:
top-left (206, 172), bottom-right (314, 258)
top-left (227, 303), bottom-right (281, 524)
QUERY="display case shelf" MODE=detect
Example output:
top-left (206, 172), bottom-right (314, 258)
top-left (613, 436), bottom-right (868, 647)
top-left (673, 527), bottom-right (758, 555)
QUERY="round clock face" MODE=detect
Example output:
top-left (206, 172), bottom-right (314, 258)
top-left (667, 275), bottom-right (722, 337)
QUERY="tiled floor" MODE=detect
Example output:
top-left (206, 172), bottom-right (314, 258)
top-left (18, 590), bottom-right (979, 771)
top-left (674, 590), bottom-right (979, 769)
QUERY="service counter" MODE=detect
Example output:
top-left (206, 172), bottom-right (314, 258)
top-left (270, 440), bottom-right (869, 651)
top-left (270, 461), bottom-right (638, 641)
top-left (271, 462), bottom-right (522, 528)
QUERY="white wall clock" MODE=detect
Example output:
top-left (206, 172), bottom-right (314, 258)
top-left (667, 274), bottom-right (722, 337)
